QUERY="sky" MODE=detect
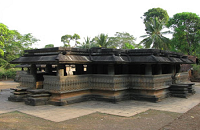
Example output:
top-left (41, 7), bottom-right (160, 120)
top-left (1, 0), bottom-right (200, 48)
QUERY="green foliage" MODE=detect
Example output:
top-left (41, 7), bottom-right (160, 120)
top-left (167, 12), bottom-right (200, 56)
top-left (0, 67), bottom-right (17, 79)
top-left (192, 64), bottom-right (200, 73)
top-left (143, 7), bottom-right (169, 24)
top-left (61, 33), bottom-right (81, 47)
top-left (94, 33), bottom-right (111, 48)
top-left (44, 44), bottom-right (54, 48)
top-left (78, 37), bottom-right (97, 49)
top-left (0, 23), bottom-right (39, 69)
top-left (140, 17), bottom-right (170, 50)
top-left (0, 23), bottom-right (9, 56)
top-left (72, 33), bottom-right (81, 47)
top-left (78, 32), bottom-right (141, 49)
top-left (61, 34), bottom-right (72, 47)
top-left (109, 32), bottom-right (139, 49)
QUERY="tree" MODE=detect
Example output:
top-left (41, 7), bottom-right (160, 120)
top-left (109, 32), bottom-right (142, 49)
top-left (0, 23), bottom-right (39, 69)
top-left (0, 23), bottom-right (9, 56)
top-left (139, 17), bottom-right (170, 50)
top-left (92, 33), bottom-right (111, 48)
top-left (61, 34), bottom-right (72, 47)
top-left (45, 44), bottom-right (54, 48)
top-left (143, 8), bottom-right (169, 24)
top-left (61, 33), bottom-right (81, 47)
top-left (72, 33), bottom-right (80, 47)
top-left (167, 12), bottom-right (200, 56)
top-left (78, 37), bottom-right (96, 49)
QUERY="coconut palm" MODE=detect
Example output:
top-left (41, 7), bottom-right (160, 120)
top-left (79, 37), bottom-right (94, 49)
top-left (139, 17), bottom-right (171, 50)
top-left (96, 33), bottom-right (111, 48)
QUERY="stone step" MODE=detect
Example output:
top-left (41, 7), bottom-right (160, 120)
top-left (25, 97), bottom-right (50, 106)
top-left (8, 94), bottom-right (27, 102)
top-left (27, 89), bottom-right (48, 94)
top-left (11, 91), bottom-right (29, 95)
top-left (10, 87), bottom-right (29, 92)
top-left (27, 93), bottom-right (51, 97)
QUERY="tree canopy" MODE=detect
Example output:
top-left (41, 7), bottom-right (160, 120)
top-left (140, 17), bottom-right (170, 50)
top-left (143, 8), bottom-right (169, 24)
top-left (61, 33), bottom-right (80, 47)
top-left (44, 44), bottom-right (54, 48)
top-left (0, 23), bottom-right (39, 69)
top-left (168, 12), bottom-right (200, 56)
top-left (0, 23), bottom-right (9, 56)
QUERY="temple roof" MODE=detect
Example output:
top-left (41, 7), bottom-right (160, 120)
top-left (10, 47), bottom-right (194, 64)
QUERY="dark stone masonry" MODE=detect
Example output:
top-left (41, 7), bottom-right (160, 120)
top-left (8, 47), bottom-right (195, 106)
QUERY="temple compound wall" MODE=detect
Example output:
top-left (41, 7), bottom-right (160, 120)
top-left (9, 47), bottom-right (194, 106)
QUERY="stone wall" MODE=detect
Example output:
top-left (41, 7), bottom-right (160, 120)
top-left (131, 74), bottom-right (172, 90)
top-left (19, 74), bottom-right (36, 88)
top-left (43, 74), bottom-right (173, 92)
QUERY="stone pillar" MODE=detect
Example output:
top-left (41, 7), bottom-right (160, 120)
top-left (97, 64), bottom-right (104, 74)
top-left (122, 65), bottom-right (129, 74)
top-left (145, 64), bottom-right (152, 75)
top-left (170, 65), bottom-right (176, 74)
top-left (176, 64), bottom-right (180, 73)
top-left (30, 64), bottom-right (37, 76)
top-left (57, 64), bottom-right (65, 76)
top-left (157, 64), bottom-right (162, 74)
top-left (66, 65), bottom-right (73, 76)
top-left (75, 64), bottom-right (84, 75)
top-left (45, 64), bottom-right (52, 74)
top-left (108, 64), bottom-right (114, 75)
top-left (86, 64), bottom-right (92, 74)
top-left (27, 68), bottom-right (30, 74)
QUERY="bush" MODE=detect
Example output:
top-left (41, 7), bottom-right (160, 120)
top-left (192, 64), bottom-right (200, 73)
top-left (0, 67), bottom-right (17, 80)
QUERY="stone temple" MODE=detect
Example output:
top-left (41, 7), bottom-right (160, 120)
top-left (8, 47), bottom-right (195, 106)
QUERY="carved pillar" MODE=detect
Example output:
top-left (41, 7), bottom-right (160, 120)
top-left (176, 64), bottom-right (180, 73)
top-left (75, 64), bottom-right (84, 75)
top-left (122, 64), bottom-right (129, 74)
top-left (108, 64), bottom-right (114, 75)
top-left (45, 64), bottom-right (52, 74)
top-left (57, 64), bottom-right (65, 76)
top-left (97, 64), bottom-right (103, 74)
top-left (157, 64), bottom-right (162, 74)
top-left (30, 64), bottom-right (37, 77)
top-left (86, 64), bottom-right (92, 74)
top-left (145, 64), bottom-right (152, 75)
top-left (170, 65), bottom-right (176, 74)
top-left (27, 68), bottom-right (30, 74)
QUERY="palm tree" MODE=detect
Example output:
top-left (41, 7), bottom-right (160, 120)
top-left (79, 37), bottom-right (92, 49)
top-left (96, 33), bottom-right (110, 48)
top-left (139, 17), bottom-right (171, 50)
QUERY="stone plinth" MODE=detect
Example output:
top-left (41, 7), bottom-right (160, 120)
top-left (19, 74), bottom-right (36, 88)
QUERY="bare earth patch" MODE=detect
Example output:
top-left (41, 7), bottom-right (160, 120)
top-left (0, 109), bottom-right (181, 130)
top-left (161, 103), bottom-right (200, 130)
top-left (0, 80), bottom-right (19, 90)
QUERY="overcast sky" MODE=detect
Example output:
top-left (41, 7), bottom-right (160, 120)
top-left (1, 0), bottom-right (200, 48)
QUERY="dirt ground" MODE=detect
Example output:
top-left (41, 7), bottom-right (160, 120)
top-left (0, 109), bottom-right (181, 130)
top-left (161, 103), bottom-right (200, 130)
top-left (0, 80), bottom-right (19, 90)
top-left (0, 104), bottom-right (200, 130)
